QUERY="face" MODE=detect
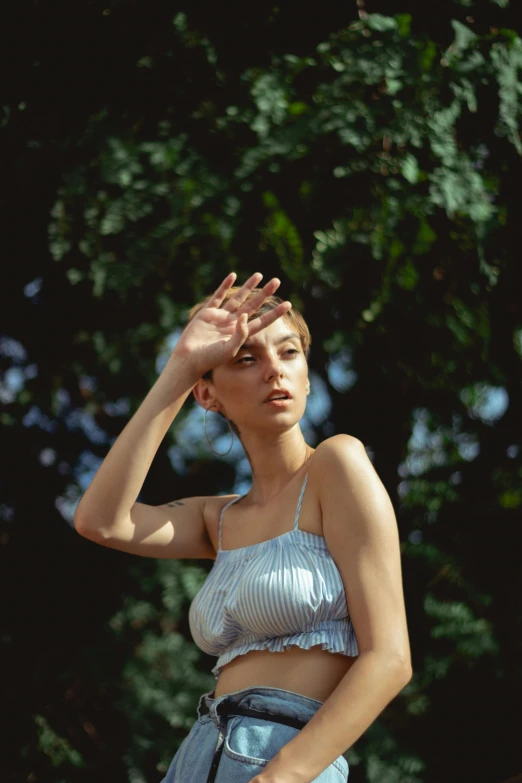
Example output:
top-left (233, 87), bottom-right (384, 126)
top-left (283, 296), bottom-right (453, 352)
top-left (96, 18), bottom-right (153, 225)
top-left (195, 317), bottom-right (309, 433)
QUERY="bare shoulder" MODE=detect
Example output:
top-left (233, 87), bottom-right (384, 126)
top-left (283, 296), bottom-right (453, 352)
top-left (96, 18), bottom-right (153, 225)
top-left (313, 434), bottom-right (365, 463)
top-left (309, 435), bottom-right (366, 510)
top-left (312, 434), bottom-right (392, 521)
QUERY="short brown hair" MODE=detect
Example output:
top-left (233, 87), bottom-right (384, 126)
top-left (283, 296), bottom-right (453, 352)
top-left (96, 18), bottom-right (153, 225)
top-left (187, 285), bottom-right (311, 382)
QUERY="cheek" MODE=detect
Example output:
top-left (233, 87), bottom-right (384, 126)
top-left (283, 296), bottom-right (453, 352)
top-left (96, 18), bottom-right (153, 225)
top-left (229, 380), bottom-right (258, 405)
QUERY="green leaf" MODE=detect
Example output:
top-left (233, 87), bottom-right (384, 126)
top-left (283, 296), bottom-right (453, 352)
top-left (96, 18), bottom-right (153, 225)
top-left (365, 13), bottom-right (398, 32)
top-left (401, 154), bottom-right (419, 184)
top-left (395, 13), bottom-right (412, 38)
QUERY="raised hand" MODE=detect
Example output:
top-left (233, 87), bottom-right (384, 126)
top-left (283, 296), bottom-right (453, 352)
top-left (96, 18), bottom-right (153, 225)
top-left (172, 272), bottom-right (292, 379)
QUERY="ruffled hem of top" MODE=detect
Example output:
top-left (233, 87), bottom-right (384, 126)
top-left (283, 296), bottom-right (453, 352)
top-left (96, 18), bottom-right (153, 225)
top-left (211, 620), bottom-right (359, 679)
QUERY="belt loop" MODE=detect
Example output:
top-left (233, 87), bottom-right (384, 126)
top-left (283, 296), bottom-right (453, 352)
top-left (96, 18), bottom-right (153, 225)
top-left (197, 689), bottom-right (215, 720)
top-left (209, 692), bottom-right (232, 732)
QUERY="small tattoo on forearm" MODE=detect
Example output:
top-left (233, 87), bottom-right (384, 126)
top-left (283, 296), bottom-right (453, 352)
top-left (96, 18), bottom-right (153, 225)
top-left (166, 501), bottom-right (185, 508)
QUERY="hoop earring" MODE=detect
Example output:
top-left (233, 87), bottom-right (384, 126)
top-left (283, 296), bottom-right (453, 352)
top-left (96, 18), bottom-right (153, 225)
top-left (204, 405), bottom-right (234, 456)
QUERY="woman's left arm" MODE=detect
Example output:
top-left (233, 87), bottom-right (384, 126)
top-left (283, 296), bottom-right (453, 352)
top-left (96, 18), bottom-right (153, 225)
top-left (252, 435), bottom-right (413, 783)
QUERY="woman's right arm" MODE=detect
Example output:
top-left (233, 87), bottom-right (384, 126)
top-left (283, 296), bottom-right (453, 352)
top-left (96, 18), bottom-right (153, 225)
top-left (73, 354), bottom-right (216, 559)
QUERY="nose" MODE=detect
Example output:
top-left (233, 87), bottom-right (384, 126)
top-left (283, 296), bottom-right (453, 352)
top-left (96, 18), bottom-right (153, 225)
top-left (264, 351), bottom-right (284, 380)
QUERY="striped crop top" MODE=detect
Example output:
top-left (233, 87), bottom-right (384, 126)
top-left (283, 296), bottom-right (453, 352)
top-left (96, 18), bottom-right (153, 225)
top-left (188, 472), bottom-right (359, 679)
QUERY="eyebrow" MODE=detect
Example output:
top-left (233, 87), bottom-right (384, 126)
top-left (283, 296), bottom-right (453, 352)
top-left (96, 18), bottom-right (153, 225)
top-left (238, 332), bottom-right (300, 352)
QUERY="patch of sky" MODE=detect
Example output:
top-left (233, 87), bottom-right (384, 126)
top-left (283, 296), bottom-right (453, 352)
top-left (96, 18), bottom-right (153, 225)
top-left (460, 383), bottom-right (508, 424)
top-left (65, 408), bottom-right (108, 444)
top-left (408, 530), bottom-right (423, 544)
top-left (156, 328), bottom-right (182, 375)
top-left (299, 417), bottom-right (316, 446)
top-left (232, 480), bottom-right (251, 498)
top-left (79, 375), bottom-right (97, 393)
top-left (206, 422), bottom-right (238, 461)
top-left (0, 367), bottom-right (25, 403)
top-left (4, 367), bottom-right (25, 392)
top-left (54, 388), bottom-right (70, 415)
top-left (398, 479), bottom-right (411, 496)
top-left (327, 348), bottom-right (357, 392)
top-left (401, 408), bottom-right (449, 476)
top-left (0, 336), bottom-right (27, 362)
top-left (22, 405), bottom-right (57, 432)
top-left (449, 471), bottom-right (463, 485)
top-left (0, 504), bottom-right (15, 523)
top-left (399, 406), bottom-right (483, 479)
top-left (56, 483), bottom-right (83, 527)
top-left (39, 448), bottom-right (57, 467)
top-left (302, 370), bottom-right (331, 426)
top-left (455, 433), bottom-right (480, 461)
top-left (236, 456), bottom-right (251, 479)
top-left (58, 461), bottom-right (70, 476)
top-left (103, 397), bottom-right (131, 416)
top-left (24, 277), bottom-right (42, 299)
top-left (74, 450), bottom-right (104, 489)
top-left (172, 398), bottom-right (237, 462)
top-left (229, 457), bottom-right (261, 497)
top-left (1, 363), bottom-right (38, 401)
top-left (168, 445), bottom-right (188, 476)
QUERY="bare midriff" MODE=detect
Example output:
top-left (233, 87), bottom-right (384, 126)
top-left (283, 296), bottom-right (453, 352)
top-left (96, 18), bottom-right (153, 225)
top-left (213, 645), bottom-right (358, 702)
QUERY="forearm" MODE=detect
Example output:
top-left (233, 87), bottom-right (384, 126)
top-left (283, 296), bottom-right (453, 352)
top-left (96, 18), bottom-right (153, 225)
top-left (260, 652), bottom-right (412, 783)
top-left (74, 353), bottom-right (199, 531)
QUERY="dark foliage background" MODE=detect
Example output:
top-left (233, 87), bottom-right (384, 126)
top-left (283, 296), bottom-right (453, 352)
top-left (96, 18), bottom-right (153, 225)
top-left (1, 1), bottom-right (521, 781)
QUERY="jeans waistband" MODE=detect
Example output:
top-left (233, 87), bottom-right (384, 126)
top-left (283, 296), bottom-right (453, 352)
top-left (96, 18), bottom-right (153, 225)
top-left (218, 702), bottom-right (307, 730)
top-left (197, 685), bottom-right (324, 732)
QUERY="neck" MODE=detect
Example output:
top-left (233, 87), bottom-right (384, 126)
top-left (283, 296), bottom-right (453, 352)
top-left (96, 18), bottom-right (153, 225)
top-left (239, 428), bottom-right (314, 505)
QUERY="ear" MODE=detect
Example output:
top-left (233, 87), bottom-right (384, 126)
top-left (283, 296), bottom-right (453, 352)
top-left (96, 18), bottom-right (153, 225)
top-left (192, 378), bottom-right (217, 411)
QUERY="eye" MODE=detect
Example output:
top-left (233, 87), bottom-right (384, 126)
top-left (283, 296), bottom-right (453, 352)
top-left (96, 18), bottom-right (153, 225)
top-left (237, 348), bottom-right (299, 364)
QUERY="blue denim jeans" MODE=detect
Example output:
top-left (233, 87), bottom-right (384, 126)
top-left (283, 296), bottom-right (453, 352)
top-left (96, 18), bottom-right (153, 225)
top-left (160, 685), bottom-right (349, 782)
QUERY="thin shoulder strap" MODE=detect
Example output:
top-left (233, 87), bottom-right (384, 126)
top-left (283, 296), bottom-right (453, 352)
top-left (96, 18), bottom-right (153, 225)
top-left (293, 473), bottom-right (309, 531)
top-left (218, 495), bottom-right (242, 551)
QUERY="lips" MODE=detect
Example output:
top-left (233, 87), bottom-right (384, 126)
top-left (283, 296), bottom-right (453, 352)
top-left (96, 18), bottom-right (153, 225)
top-left (264, 388), bottom-right (292, 402)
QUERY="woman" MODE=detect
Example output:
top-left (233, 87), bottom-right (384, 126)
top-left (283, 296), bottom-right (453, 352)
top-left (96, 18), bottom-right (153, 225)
top-left (75, 272), bottom-right (412, 783)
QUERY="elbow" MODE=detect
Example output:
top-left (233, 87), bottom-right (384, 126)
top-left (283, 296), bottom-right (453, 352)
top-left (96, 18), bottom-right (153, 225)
top-left (74, 511), bottom-right (86, 534)
top-left (74, 512), bottom-right (102, 540)
top-left (396, 655), bottom-right (413, 684)
top-left (74, 515), bottom-right (90, 537)
top-left (366, 650), bottom-right (413, 684)
top-left (386, 654), bottom-right (413, 693)
top-left (401, 663), bottom-right (413, 684)
top-left (74, 499), bottom-right (90, 535)
top-left (385, 645), bottom-right (413, 683)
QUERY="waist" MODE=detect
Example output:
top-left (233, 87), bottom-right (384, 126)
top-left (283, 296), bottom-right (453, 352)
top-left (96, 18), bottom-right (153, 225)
top-left (214, 644), bottom-right (357, 701)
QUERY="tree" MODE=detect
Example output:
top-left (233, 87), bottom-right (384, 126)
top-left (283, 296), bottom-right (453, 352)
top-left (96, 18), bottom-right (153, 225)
top-left (1, 1), bottom-right (521, 780)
